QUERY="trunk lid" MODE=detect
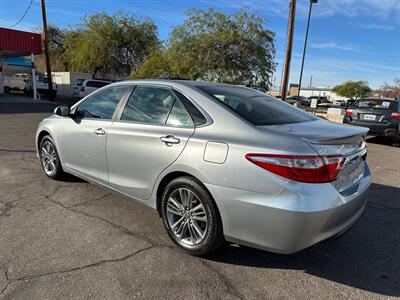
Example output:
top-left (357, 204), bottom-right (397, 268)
top-left (258, 119), bottom-right (368, 192)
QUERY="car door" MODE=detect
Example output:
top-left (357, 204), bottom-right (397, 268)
top-left (107, 85), bottom-right (195, 200)
top-left (61, 85), bottom-right (131, 184)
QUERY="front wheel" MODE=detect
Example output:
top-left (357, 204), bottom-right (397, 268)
top-left (161, 176), bottom-right (224, 256)
top-left (39, 135), bottom-right (65, 180)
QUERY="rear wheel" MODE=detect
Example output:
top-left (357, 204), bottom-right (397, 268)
top-left (161, 176), bottom-right (224, 256)
top-left (39, 135), bottom-right (65, 180)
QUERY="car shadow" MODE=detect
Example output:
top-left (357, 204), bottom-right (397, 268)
top-left (367, 136), bottom-right (399, 147)
top-left (204, 183), bottom-right (400, 297)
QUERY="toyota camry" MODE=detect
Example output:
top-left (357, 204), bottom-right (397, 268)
top-left (36, 80), bottom-right (371, 255)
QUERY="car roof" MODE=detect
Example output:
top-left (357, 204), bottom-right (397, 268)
top-left (84, 79), bottom-right (111, 83)
top-left (357, 97), bottom-right (396, 102)
top-left (110, 79), bottom-right (263, 92)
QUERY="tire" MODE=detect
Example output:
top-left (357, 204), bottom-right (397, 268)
top-left (161, 176), bottom-right (224, 256)
top-left (39, 135), bottom-right (66, 180)
top-left (4, 86), bottom-right (10, 93)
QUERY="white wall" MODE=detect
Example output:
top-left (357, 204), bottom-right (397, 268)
top-left (299, 89), bottom-right (347, 101)
top-left (51, 72), bottom-right (92, 97)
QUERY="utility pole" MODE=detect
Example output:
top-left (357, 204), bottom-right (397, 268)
top-left (40, 0), bottom-right (54, 101)
top-left (281, 0), bottom-right (296, 101)
top-left (298, 0), bottom-right (318, 96)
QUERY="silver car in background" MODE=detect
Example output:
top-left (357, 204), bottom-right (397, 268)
top-left (36, 80), bottom-right (371, 255)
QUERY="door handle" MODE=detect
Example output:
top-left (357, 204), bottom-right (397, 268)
top-left (160, 135), bottom-right (180, 145)
top-left (94, 128), bottom-right (106, 136)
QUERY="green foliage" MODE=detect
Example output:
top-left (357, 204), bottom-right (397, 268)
top-left (332, 81), bottom-right (372, 99)
top-left (35, 25), bottom-right (69, 72)
top-left (63, 11), bottom-right (159, 78)
top-left (131, 46), bottom-right (171, 79)
top-left (133, 9), bottom-right (276, 88)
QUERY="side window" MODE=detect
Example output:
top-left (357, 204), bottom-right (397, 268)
top-left (75, 86), bottom-right (129, 120)
top-left (166, 99), bottom-right (193, 127)
top-left (121, 86), bottom-right (176, 125)
top-left (175, 91), bottom-right (207, 126)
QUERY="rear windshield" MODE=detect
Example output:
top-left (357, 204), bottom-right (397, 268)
top-left (196, 85), bottom-right (317, 126)
top-left (352, 99), bottom-right (397, 110)
top-left (75, 79), bottom-right (84, 86)
top-left (86, 81), bottom-right (110, 88)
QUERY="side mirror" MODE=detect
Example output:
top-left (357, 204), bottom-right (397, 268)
top-left (54, 105), bottom-right (71, 117)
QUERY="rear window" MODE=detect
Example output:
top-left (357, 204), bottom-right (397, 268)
top-left (75, 79), bottom-right (85, 86)
top-left (86, 81), bottom-right (110, 88)
top-left (196, 85), bottom-right (317, 126)
top-left (352, 99), bottom-right (397, 110)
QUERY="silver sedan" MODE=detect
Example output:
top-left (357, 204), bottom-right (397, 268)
top-left (36, 80), bottom-right (371, 255)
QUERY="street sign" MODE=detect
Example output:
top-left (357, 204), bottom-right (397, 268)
top-left (310, 98), bottom-right (318, 109)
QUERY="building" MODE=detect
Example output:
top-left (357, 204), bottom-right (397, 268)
top-left (298, 87), bottom-right (346, 101)
top-left (288, 84), bottom-right (347, 102)
top-left (51, 72), bottom-right (93, 97)
top-left (0, 27), bottom-right (42, 96)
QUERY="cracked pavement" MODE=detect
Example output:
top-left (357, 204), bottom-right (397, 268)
top-left (0, 97), bottom-right (399, 299)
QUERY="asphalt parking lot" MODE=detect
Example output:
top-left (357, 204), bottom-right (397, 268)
top-left (0, 95), bottom-right (399, 299)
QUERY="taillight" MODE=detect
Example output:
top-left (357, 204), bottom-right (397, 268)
top-left (345, 109), bottom-right (353, 116)
top-left (245, 154), bottom-right (345, 183)
top-left (391, 112), bottom-right (400, 120)
top-left (81, 86), bottom-right (85, 92)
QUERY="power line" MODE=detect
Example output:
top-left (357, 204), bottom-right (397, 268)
top-left (9, 0), bottom-right (34, 29)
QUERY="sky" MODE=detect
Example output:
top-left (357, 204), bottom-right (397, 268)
top-left (0, 0), bottom-right (399, 89)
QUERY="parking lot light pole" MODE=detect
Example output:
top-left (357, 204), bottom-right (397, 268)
top-left (298, 0), bottom-right (318, 97)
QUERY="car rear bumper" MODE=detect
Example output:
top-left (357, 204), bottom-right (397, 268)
top-left (343, 118), bottom-right (399, 137)
top-left (205, 164), bottom-right (371, 254)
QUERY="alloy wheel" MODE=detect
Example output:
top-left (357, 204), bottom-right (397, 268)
top-left (166, 188), bottom-right (208, 247)
top-left (41, 141), bottom-right (58, 176)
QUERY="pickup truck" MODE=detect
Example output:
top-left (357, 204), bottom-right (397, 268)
top-left (4, 73), bottom-right (29, 92)
top-left (25, 75), bottom-right (57, 97)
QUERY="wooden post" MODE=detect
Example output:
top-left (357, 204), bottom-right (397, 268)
top-left (40, 0), bottom-right (54, 100)
top-left (281, 0), bottom-right (296, 101)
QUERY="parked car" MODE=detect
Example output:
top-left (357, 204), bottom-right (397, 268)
top-left (72, 79), bottom-right (111, 98)
top-left (335, 100), bottom-right (347, 107)
top-left (25, 75), bottom-right (57, 97)
top-left (287, 95), bottom-right (309, 106)
top-left (308, 96), bottom-right (334, 107)
top-left (343, 97), bottom-right (399, 142)
top-left (345, 99), bottom-right (356, 108)
top-left (4, 73), bottom-right (29, 93)
top-left (36, 80), bottom-right (371, 255)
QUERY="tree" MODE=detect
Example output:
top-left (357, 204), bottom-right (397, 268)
top-left (332, 81), bottom-right (371, 99)
top-left (36, 25), bottom-right (70, 73)
top-left (63, 11), bottom-right (159, 78)
top-left (131, 46), bottom-right (171, 79)
top-left (133, 9), bottom-right (276, 88)
top-left (378, 78), bottom-right (400, 98)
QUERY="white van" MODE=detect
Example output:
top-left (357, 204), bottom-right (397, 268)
top-left (71, 79), bottom-right (111, 98)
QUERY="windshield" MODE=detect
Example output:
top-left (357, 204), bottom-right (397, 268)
top-left (352, 99), bottom-right (397, 110)
top-left (76, 79), bottom-right (84, 86)
top-left (196, 85), bottom-right (318, 126)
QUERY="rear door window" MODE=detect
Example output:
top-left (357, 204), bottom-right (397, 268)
top-left (166, 99), bottom-right (193, 127)
top-left (120, 86), bottom-right (194, 127)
